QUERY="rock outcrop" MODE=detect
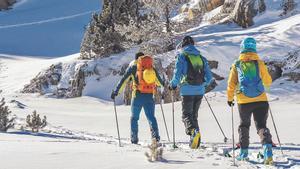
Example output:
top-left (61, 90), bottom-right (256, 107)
top-left (210, 0), bottom-right (267, 28)
top-left (0, 0), bottom-right (16, 10)
top-left (266, 49), bottom-right (300, 82)
top-left (22, 62), bottom-right (89, 98)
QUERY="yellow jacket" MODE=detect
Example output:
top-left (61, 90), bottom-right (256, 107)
top-left (227, 52), bottom-right (272, 104)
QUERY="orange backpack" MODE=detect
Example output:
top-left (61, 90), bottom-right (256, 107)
top-left (136, 55), bottom-right (156, 94)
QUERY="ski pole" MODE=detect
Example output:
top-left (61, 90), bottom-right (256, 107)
top-left (231, 105), bottom-right (236, 166)
top-left (171, 90), bottom-right (178, 149)
top-left (269, 106), bottom-right (284, 155)
top-left (160, 94), bottom-right (171, 142)
top-left (113, 98), bottom-right (121, 147)
top-left (204, 96), bottom-right (228, 143)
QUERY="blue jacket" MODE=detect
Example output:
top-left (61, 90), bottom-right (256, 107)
top-left (170, 45), bottom-right (213, 96)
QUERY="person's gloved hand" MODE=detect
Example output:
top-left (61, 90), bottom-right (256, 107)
top-left (111, 91), bottom-right (118, 100)
top-left (168, 84), bottom-right (177, 91)
top-left (227, 101), bottom-right (234, 107)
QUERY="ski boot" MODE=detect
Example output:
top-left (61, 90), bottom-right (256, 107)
top-left (131, 134), bottom-right (139, 144)
top-left (189, 129), bottom-right (201, 149)
top-left (263, 144), bottom-right (273, 165)
top-left (237, 148), bottom-right (249, 161)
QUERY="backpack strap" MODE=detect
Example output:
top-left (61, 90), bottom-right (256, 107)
top-left (235, 60), bottom-right (259, 72)
top-left (234, 60), bottom-right (240, 69)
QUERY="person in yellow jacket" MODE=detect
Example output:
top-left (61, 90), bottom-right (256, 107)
top-left (227, 37), bottom-right (274, 164)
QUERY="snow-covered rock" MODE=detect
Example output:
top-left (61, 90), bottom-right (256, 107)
top-left (266, 49), bottom-right (300, 83)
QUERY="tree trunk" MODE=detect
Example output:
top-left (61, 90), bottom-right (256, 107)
top-left (258, 0), bottom-right (266, 13)
top-left (282, 0), bottom-right (295, 15)
top-left (165, 4), bottom-right (171, 33)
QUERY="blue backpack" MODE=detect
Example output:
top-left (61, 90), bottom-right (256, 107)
top-left (235, 60), bottom-right (265, 98)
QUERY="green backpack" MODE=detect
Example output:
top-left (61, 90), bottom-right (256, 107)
top-left (183, 52), bottom-right (205, 85)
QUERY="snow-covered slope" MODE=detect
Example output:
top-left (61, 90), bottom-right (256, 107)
top-left (0, 0), bottom-right (101, 57)
top-left (11, 0), bottom-right (300, 101)
top-left (0, 0), bottom-right (300, 169)
top-left (0, 93), bottom-right (299, 169)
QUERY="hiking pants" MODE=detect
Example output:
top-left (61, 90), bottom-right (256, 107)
top-left (238, 101), bottom-right (272, 148)
top-left (182, 95), bottom-right (203, 135)
top-left (130, 92), bottom-right (160, 143)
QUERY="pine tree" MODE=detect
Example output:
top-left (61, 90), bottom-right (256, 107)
top-left (0, 98), bottom-right (15, 132)
top-left (26, 110), bottom-right (47, 132)
top-left (281, 0), bottom-right (296, 15)
top-left (80, 0), bottom-right (141, 59)
top-left (258, 0), bottom-right (266, 13)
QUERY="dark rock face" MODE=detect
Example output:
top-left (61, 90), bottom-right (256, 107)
top-left (23, 64), bottom-right (63, 94)
top-left (211, 0), bottom-right (267, 28)
top-left (265, 49), bottom-right (300, 83)
top-left (232, 0), bottom-right (257, 28)
top-left (22, 62), bottom-right (88, 98)
top-left (266, 61), bottom-right (283, 81)
top-left (65, 63), bottom-right (87, 97)
top-left (0, 0), bottom-right (16, 10)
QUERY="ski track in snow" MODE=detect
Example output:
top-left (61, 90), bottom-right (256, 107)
top-left (7, 118), bottom-right (300, 169)
top-left (0, 10), bottom-right (98, 29)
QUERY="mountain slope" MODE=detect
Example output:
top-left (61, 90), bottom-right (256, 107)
top-left (0, 1), bottom-right (300, 169)
top-left (0, 0), bottom-right (101, 57)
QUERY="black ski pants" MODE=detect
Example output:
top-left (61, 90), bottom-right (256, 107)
top-left (238, 101), bottom-right (272, 148)
top-left (182, 95), bottom-right (203, 135)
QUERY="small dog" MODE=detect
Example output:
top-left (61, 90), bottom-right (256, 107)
top-left (145, 138), bottom-right (163, 162)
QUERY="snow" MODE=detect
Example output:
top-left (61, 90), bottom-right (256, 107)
top-left (0, 93), bottom-right (299, 169)
top-left (0, 0), bottom-right (102, 57)
top-left (0, 0), bottom-right (300, 168)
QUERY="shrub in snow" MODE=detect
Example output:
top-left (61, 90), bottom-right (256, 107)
top-left (26, 110), bottom-right (47, 132)
top-left (0, 98), bottom-right (15, 132)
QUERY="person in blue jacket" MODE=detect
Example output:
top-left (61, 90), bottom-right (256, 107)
top-left (169, 36), bottom-right (213, 149)
top-left (111, 52), bottom-right (165, 144)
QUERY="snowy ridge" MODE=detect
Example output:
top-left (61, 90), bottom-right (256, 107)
top-left (0, 10), bottom-right (98, 29)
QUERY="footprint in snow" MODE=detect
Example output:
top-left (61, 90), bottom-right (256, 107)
top-left (212, 162), bottom-right (220, 166)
